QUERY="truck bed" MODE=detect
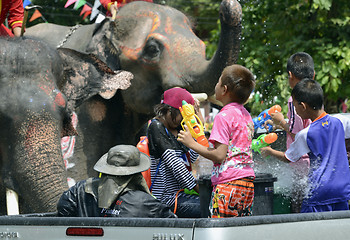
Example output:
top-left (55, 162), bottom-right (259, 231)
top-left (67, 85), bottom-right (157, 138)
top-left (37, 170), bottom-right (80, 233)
top-left (0, 211), bottom-right (350, 239)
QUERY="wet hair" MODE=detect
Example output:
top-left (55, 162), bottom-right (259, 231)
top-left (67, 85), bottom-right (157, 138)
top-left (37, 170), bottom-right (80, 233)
top-left (286, 52), bottom-right (314, 80)
top-left (291, 78), bottom-right (323, 110)
top-left (220, 64), bottom-right (255, 104)
top-left (154, 93), bottom-right (181, 122)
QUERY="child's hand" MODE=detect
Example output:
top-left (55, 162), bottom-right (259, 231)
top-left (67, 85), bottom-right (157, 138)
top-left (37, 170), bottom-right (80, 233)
top-left (270, 112), bottom-right (285, 125)
top-left (263, 119), bottom-right (276, 132)
top-left (177, 125), bottom-right (196, 147)
top-left (260, 146), bottom-right (272, 158)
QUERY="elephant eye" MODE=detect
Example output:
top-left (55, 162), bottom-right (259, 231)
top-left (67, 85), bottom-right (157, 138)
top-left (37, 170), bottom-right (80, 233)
top-left (142, 39), bottom-right (162, 61)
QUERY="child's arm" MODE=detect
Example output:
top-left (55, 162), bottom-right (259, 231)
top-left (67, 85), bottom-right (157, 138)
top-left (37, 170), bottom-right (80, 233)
top-left (177, 126), bottom-right (227, 164)
top-left (260, 146), bottom-right (290, 163)
top-left (270, 112), bottom-right (296, 139)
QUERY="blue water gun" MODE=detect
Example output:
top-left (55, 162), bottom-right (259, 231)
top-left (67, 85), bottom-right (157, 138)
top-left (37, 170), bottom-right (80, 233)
top-left (253, 105), bottom-right (281, 132)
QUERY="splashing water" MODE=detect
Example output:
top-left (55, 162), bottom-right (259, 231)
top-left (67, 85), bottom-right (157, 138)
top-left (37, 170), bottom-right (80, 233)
top-left (253, 130), bottom-right (308, 202)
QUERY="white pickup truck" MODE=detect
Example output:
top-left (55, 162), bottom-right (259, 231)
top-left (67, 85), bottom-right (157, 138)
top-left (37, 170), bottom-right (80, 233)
top-left (0, 210), bottom-right (350, 239)
top-left (1, 114), bottom-right (350, 240)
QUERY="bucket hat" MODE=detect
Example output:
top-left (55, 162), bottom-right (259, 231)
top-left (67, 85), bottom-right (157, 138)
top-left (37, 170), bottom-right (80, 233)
top-left (94, 145), bottom-right (150, 176)
top-left (162, 87), bottom-right (195, 109)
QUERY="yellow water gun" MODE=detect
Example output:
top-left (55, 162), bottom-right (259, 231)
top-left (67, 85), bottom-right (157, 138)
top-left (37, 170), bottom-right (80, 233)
top-left (179, 100), bottom-right (209, 147)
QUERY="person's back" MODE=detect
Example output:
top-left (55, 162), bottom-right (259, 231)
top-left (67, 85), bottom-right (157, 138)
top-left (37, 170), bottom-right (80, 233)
top-left (209, 102), bottom-right (254, 186)
top-left (301, 114), bottom-right (350, 208)
top-left (57, 177), bottom-right (176, 218)
top-left (57, 145), bottom-right (176, 218)
top-left (285, 52), bottom-right (315, 148)
top-left (178, 64), bottom-right (256, 218)
top-left (271, 52), bottom-right (315, 213)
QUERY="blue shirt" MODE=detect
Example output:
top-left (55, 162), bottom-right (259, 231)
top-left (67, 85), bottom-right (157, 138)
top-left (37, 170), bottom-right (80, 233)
top-left (285, 113), bottom-right (350, 206)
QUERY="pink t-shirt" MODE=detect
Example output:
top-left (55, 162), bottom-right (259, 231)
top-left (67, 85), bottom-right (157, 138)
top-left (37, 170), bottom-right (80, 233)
top-left (287, 96), bottom-right (311, 174)
top-left (209, 102), bottom-right (255, 185)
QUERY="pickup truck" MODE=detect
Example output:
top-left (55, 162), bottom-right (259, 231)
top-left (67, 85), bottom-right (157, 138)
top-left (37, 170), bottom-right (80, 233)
top-left (0, 210), bottom-right (350, 239)
top-left (1, 113), bottom-right (350, 240)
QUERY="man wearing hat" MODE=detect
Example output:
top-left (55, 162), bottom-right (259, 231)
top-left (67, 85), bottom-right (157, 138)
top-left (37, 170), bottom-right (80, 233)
top-left (57, 145), bottom-right (176, 218)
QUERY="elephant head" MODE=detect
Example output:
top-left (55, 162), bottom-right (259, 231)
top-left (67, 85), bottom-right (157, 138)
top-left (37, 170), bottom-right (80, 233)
top-left (87, 0), bottom-right (242, 114)
top-left (24, 0), bottom-right (242, 182)
top-left (0, 37), bottom-right (132, 214)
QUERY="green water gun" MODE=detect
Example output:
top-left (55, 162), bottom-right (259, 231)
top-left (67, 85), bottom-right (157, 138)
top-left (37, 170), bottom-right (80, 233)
top-left (252, 133), bottom-right (278, 154)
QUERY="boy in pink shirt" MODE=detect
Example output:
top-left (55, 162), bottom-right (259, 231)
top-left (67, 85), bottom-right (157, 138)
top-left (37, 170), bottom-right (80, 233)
top-left (178, 64), bottom-right (255, 218)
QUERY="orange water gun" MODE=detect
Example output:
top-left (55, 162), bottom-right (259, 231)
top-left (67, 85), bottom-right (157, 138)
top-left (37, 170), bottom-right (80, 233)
top-left (179, 100), bottom-right (209, 147)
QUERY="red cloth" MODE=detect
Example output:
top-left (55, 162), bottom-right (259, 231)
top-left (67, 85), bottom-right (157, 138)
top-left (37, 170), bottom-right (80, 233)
top-left (0, 23), bottom-right (14, 36)
top-left (100, 0), bottom-right (153, 16)
top-left (0, 0), bottom-right (24, 35)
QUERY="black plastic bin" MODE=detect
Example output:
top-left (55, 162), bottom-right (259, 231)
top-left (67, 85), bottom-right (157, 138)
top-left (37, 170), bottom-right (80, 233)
top-left (253, 173), bottom-right (278, 215)
top-left (197, 175), bottom-right (212, 218)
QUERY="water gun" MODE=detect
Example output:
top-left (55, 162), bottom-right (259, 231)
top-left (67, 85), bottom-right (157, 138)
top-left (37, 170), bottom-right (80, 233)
top-left (184, 188), bottom-right (199, 196)
top-left (179, 100), bottom-right (209, 147)
top-left (253, 105), bottom-right (282, 132)
top-left (251, 133), bottom-right (278, 154)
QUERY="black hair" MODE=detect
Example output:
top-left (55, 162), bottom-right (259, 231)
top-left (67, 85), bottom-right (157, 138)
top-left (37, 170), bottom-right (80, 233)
top-left (286, 52), bottom-right (314, 80)
top-left (220, 64), bottom-right (255, 104)
top-left (291, 78), bottom-right (323, 110)
top-left (153, 93), bottom-right (180, 122)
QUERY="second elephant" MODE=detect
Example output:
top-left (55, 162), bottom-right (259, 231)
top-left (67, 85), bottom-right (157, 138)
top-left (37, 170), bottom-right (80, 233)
top-left (0, 37), bottom-right (132, 214)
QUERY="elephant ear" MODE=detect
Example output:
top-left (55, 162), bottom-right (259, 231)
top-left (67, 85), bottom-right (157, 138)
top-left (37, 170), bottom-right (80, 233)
top-left (86, 19), bottom-right (121, 70)
top-left (57, 48), bottom-right (133, 110)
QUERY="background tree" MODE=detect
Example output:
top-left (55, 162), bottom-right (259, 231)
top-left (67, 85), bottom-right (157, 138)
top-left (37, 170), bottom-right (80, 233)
top-left (203, 0), bottom-right (350, 115)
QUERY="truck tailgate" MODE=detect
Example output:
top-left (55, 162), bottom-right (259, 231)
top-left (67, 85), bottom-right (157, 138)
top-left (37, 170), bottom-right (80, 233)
top-left (0, 216), bottom-right (195, 240)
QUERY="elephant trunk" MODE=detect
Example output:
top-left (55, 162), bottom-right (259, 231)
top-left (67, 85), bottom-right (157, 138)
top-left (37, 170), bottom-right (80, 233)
top-left (5, 113), bottom-right (68, 213)
top-left (190, 0), bottom-right (242, 95)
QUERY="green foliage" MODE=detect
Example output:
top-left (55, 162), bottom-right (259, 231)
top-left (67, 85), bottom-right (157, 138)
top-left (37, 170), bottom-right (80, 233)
top-left (165, 0), bottom-right (221, 40)
top-left (204, 0), bottom-right (350, 115)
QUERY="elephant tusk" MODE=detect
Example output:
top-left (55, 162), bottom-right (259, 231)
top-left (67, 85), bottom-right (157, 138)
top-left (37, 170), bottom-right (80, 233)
top-left (6, 188), bottom-right (19, 215)
top-left (99, 89), bottom-right (118, 99)
top-left (191, 93), bottom-right (208, 102)
top-left (207, 94), bottom-right (223, 107)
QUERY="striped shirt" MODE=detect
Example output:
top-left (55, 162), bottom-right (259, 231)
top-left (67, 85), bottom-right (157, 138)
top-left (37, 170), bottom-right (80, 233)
top-left (148, 119), bottom-right (198, 206)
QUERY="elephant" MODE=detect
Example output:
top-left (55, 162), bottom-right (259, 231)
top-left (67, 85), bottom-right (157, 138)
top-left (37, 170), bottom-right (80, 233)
top-left (0, 37), bottom-right (132, 214)
top-left (25, 0), bottom-right (242, 180)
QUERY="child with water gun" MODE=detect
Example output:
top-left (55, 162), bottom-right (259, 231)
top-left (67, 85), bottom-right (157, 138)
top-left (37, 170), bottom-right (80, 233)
top-left (178, 64), bottom-right (256, 218)
top-left (146, 87), bottom-right (202, 218)
top-left (261, 79), bottom-right (350, 213)
top-left (268, 52), bottom-right (315, 213)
